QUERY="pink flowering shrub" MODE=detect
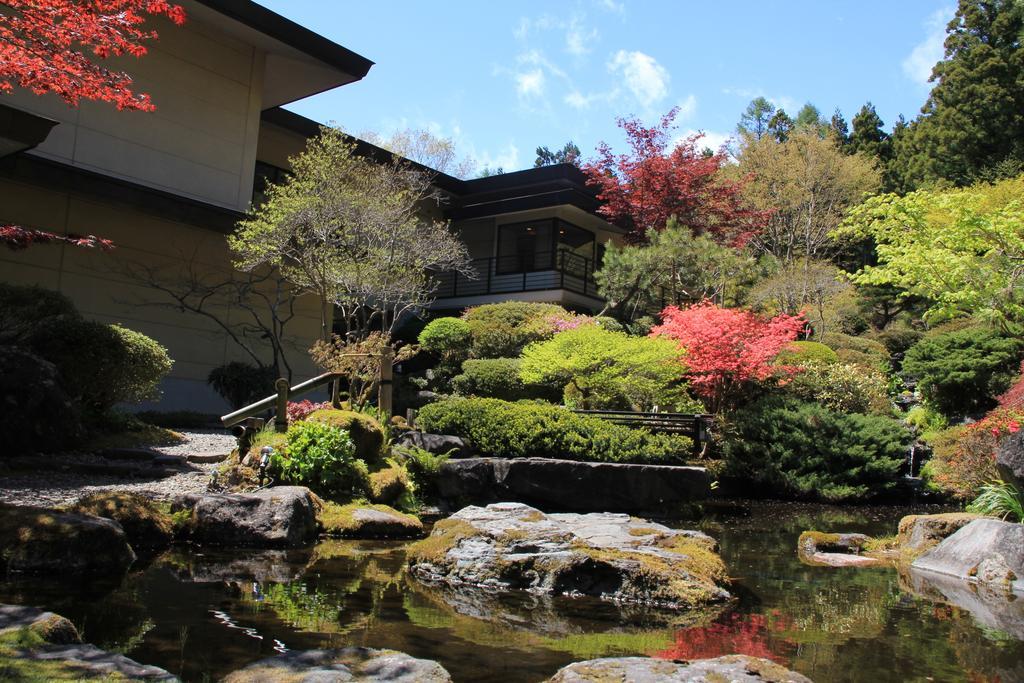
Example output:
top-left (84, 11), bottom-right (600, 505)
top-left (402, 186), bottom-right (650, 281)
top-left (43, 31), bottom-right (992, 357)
top-left (286, 400), bottom-right (331, 423)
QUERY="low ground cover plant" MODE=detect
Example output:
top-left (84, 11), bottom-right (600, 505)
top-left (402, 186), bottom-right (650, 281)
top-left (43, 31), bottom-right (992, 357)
top-left (416, 396), bottom-right (692, 463)
top-left (271, 420), bottom-right (369, 499)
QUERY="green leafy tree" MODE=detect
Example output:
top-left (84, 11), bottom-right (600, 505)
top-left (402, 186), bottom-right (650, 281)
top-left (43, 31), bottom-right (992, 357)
top-left (737, 96), bottom-right (776, 141)
top-left (835, 175), bottom-right (1024, 330)
top-left (230, 126), bottom-right (471, 341)
top-left (534, 141), bottom-right (581, 167)
top-left (594, 219), bottom-right (760, 321)
top-left (897, 0), bottom-right (1024, 186)
top-left (518, 325), bottom-right (696, 411)
top-left (794, 102), bottom-right (827, 136)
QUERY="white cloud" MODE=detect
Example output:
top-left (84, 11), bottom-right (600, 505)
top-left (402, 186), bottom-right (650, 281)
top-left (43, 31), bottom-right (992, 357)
top-left (564, 87), bottom-right (619, 110)
top-left (566, 17), bottom-right (598, 56)
top-left (722, 87), bottom-right (798, 115)
top-left (684, 129), bottom-right (732, 154)
top-left (902, 6), bottom-right (955, 85)
top-left (598, 0), bottom-right (625, 14)
top-left (515, 69), bottom-right (545, 98)
top-left (677, 94), bottom-right (697, 121)
top-left (477, 142), bottom-right (520, 172)
top-left (608, 50), bottom-right (670, 107)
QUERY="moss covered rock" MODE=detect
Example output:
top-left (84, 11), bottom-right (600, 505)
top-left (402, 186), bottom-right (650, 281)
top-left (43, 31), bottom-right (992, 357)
top-left (0, 504), bottom-right (135, 577)
top-left (797, 530), bottom-right (890, 567)
top-left (69, 492), bottom-right (173, 550)
top-left (545, 655), bottom-right (811, 682)
top-left (222, 647), bottom-right (451, 682)
top-left (306, 409), bottom-right (385, 462)
top-left (408, 503), bottom-right (730, 609)
top-left (319, 502), bottom-right (423, 539)
top-left (897, 512), bottom-right (984, 562)
top-left (368, 465), bottom-right (411, 505)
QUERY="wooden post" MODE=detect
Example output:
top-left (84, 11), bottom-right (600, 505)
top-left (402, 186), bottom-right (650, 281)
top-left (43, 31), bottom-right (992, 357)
top-left (274, 378), bottom-right (289, 433)
top-left (331, 376), bottom-right (342, 409)
top-left (378, 347), bottom-right (394, 420)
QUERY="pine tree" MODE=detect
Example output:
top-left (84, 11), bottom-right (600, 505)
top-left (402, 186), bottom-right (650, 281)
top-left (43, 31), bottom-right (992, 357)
top-left (737, 97), bottom-right (776, 141)
top-left (767, 110), bottom-right (794, 142)
top-left (829, 109), bottom-right (850, 147)
top-left (902, 0), bottom-right (1024, 186)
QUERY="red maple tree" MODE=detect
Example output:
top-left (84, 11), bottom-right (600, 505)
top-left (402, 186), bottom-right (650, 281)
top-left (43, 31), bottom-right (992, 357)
top-left (0, 0), bottom-right (186, 111)
top-left (651, 300), bottom-right (805, 412)
top-left (582, 107), bottom-right (768, 244)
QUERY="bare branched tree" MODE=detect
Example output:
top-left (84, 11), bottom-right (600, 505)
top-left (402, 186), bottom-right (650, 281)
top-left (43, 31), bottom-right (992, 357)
top-left (121, 252), bottom-right (300, 380)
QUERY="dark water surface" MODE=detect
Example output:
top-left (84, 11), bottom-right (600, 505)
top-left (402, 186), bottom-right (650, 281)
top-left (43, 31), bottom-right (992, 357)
top-left (2, 501), bottom-right (1022, 682)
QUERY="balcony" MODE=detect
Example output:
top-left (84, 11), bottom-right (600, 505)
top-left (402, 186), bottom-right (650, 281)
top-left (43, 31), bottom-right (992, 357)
top-left (433, 250), bottom-right (601, 302)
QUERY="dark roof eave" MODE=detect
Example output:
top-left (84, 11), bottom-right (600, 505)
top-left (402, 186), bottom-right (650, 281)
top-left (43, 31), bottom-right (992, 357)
top-left (0, 103), bottom-right (59, 157)
top-left (194, 0), bottom-right (373, 81)
top-left (448, 188), bottom-right (603, 221)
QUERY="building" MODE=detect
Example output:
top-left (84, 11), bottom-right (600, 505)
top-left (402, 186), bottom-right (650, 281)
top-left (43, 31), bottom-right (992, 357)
top-left (0, 0), bottom-right (622, 414)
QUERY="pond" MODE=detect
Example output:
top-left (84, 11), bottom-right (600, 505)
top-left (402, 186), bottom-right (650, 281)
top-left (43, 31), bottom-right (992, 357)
top-left (2, 501), bottom-right (1022, 682)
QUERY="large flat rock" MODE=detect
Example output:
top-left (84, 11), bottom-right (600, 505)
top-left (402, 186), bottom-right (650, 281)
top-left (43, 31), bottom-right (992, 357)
top-left (222, 647), bottom-right (451, 682)
top-left (545, 655), bottom-right (812, 682)
top-left (172, 486), bottom-right (318, 548)
top-left (912, 518), bottom-right (1024, 593)
top-left (408, 502), bottom-right (730, 609)
top-left (438, 457), bottom-right (710, 513)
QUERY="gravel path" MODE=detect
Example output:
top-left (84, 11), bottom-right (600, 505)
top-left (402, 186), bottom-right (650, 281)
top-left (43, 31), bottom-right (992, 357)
top-left (0, 429), bottom-right (236, 508)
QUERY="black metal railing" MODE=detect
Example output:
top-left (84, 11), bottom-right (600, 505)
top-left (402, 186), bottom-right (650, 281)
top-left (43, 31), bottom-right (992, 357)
top-left (434, 250), bottom-right (601, 301)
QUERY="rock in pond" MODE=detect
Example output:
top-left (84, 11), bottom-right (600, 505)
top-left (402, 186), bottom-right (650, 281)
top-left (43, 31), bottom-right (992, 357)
top-left (222, 647), bottom-right (451, 682)
top-left (437, 457), bottom-right (710, 513)
top-left (319, 502), bottom-right (424, 539)
top-left (904, 567), bottom-right (1024, 640)
top-left (0, 504), bottom-right (135, 576)
top-left (172, 485), bottom-right (318, 548)
top-left (408, 502), bottom-right (730, 609)
top-left (797, 531), bottom-right (888, 567)
top-left (912, 518), bottom-right (1024, 593)
top-left (69, 492), bottom-right (174, 550)
top-left (0, 603), bottom-right (177, 681)
top-left (897, 512), bottom-right (983, 561)
top-left (545, 655), bottom-right (812, 682)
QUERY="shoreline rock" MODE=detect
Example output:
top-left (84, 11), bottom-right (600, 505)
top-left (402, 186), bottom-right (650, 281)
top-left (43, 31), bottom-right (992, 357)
top-left (172, 485), bottom-right (318, 548)
top-left (797, 531), bottom-right (888, 568)
top-left (544, 655), bottom-right (812, 682)
top-left (437, 457), bottom-right (710, 513)
top-left (408, 502), bottom-right (730, 609)
top-left (319, 502), bottom-right (424, 539)
top-left (222, 647), bottom-right (451, 682)
top-left (911, 518), bottom-right (1024, 594)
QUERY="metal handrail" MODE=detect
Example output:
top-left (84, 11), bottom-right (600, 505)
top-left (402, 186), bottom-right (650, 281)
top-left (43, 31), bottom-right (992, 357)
top-left (434, 250), bottom-right (600, 300)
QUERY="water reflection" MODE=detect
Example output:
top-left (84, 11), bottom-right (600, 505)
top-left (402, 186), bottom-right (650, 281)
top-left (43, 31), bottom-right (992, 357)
top-left (0, 502), bottom-right (1022, 682)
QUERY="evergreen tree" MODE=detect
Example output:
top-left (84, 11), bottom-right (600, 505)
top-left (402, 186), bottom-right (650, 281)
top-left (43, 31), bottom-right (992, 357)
top-left (737, 96), bottom-right (776, 140)
top-left (901, 0), bottom-right (1024, 186)
top-left (794, 102), bottom-right (827, 135)
top-left (767, 109), bottom-right (794, 142)
top-left (534, 141), bottom-right (582, 167)
top-left (829, 109), bottom-right (850, 147)
top-left (849, 103), bottom-right (891, 160)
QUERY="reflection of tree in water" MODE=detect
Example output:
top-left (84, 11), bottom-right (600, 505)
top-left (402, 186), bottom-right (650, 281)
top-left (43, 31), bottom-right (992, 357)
top-left (654, 612), bottom-right (796, 665)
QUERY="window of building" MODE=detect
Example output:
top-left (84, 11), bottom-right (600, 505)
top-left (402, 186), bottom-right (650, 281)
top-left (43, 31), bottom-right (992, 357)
top-left (252, 160), bottom-right (290, 207)
top-left (495, 219), bottom-right (595, 274)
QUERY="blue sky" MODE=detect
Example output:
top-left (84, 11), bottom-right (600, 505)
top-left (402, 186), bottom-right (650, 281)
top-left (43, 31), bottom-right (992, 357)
top-left (259, 1), bottom-right (954, 175)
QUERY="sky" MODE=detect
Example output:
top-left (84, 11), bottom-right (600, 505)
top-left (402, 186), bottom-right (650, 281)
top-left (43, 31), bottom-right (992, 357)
top-left (258, 0), bottom-right (955, 176)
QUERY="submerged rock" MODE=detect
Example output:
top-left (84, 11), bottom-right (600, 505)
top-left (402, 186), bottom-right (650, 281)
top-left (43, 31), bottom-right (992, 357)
top-left (408, 502), bottom-right (730, 609)
top-left (0, 504), bottom-right (135, 577)
top-left (319, 502), bottom-right (423, 539)
top-left (897, 512), bottom-right (983, 561)
top-left (437, 457), bottom-right (710, 513)
top-left (545, 655), bottom-right (812, 682)
top-left (222, 647), bottom-right (451, 682)
top-left (0, 603), bottom-right (177, 681)
top-left (172, 486), bottom-right (318, 548)
top-left (797, 531), bottom-right (888, 567)
top-left (912, 518), bottom-right (1024, 594)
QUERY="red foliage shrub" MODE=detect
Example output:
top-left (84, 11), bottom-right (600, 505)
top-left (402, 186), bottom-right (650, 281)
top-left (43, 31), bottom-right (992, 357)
top-left (286, 400), bottom-right (330, 423)
top-left (651, 301), bottom-right (805, 412)
top-left (927, 407), bottom-right (1023, 499)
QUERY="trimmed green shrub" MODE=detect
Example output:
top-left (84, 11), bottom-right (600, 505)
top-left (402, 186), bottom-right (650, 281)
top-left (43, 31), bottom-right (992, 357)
top-left (273, 420), bottom-right (368, 499)
top-left (903, 326), bottom-right (1024, 419)
top-left (452, 358), bottom-right (559, 402)
top-left (462, 302), bottom-right (580, 358)
top-left (723, 396), bottom-right (909, 502)
top-left (418, 317), bottom-right (471, 359)
top-left (775, 341), bottom-right (839, 366)
top-left (416, 397), bottom-right (692, 464)
top-left (782, 360), bottom-right (892, 415)
top-left (306, 408), bottom-right (385, 462)
top-left (821, 333), bottom-right (889, 365)
top-left (29, 318), bottom-right (173, 416)
top-left (0, 345), bottom-right (81, 455)
top-left (519, 326), bottom-right (697, 411)
top-left (207, 362), bottom-right (276, 410)
top-left (872, 325), bottom-right (923, 357)
top-left (0, 283), bottom-right (79, 346)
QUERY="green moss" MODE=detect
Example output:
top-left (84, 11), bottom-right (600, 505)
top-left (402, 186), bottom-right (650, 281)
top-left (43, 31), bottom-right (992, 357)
top-left (407, 519), bottom-right (478, 564)
top-left (368, 465), bottom-right (411, 505)
top-left (518, 510), bottom-right (546, 523)
top-left (0, 628), bottom-right (128, 682)
top-left (306, 409), bottom-right (385, 462)
top-left (318, 501), bottom-right (421, 538)
top-left (84, 423), bottom-right (184, 450)
top-left (68, 492), bottom-right (173, 548)
top-left (628, 527), bottom-right (661, 536)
